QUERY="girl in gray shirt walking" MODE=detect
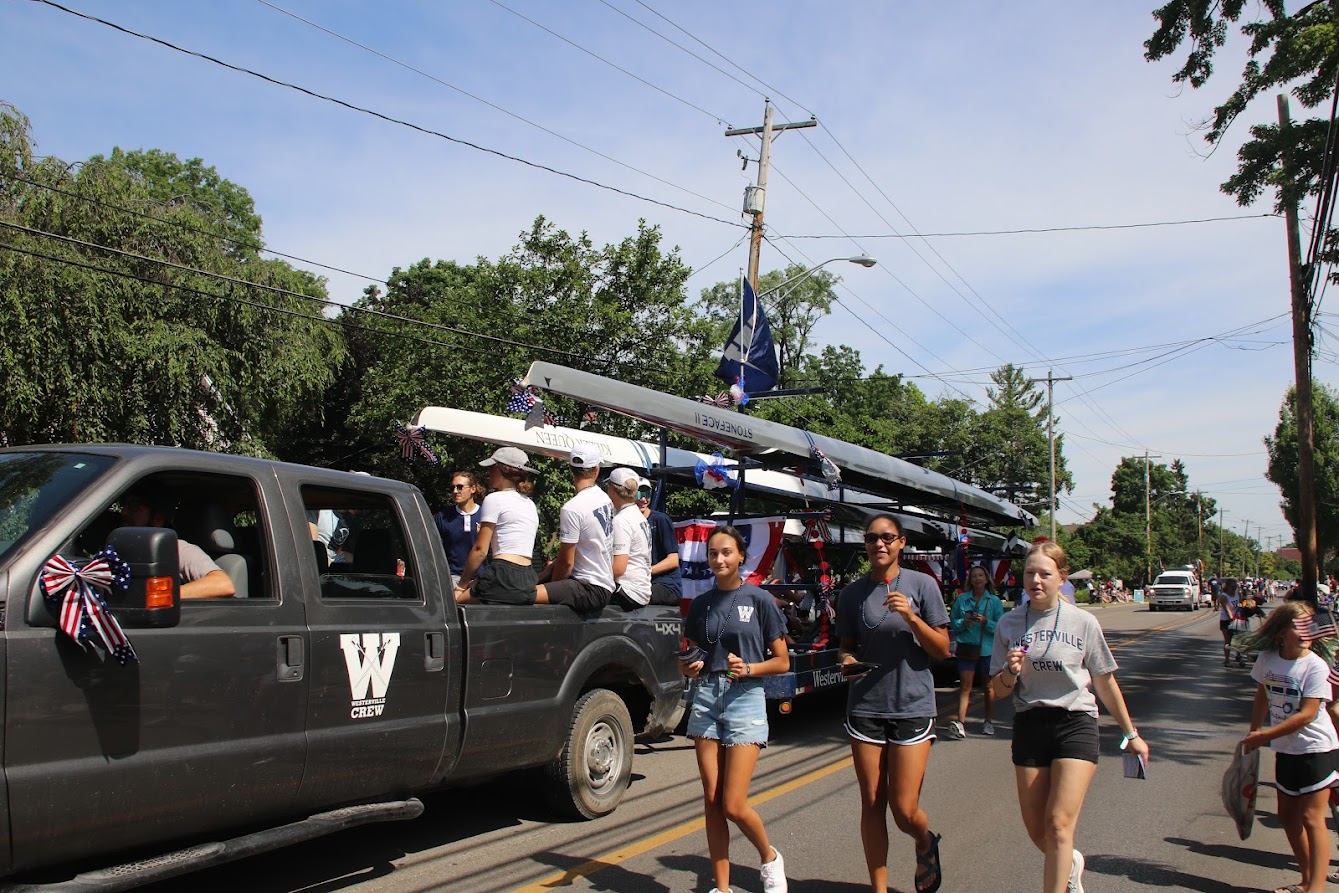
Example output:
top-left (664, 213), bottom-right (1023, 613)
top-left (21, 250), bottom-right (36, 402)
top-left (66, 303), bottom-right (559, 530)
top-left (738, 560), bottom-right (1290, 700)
top-left (990, 541), bottom-right (1149, 893)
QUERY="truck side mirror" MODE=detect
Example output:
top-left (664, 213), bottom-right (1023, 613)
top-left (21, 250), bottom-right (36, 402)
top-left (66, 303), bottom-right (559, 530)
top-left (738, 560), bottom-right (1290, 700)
top-left (107, 526), bottom-right (181, 628)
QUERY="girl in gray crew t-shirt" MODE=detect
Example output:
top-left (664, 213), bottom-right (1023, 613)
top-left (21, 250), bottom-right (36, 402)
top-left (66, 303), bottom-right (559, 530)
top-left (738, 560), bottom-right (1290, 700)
top-left (990, 601), bottom-right (1117, 716)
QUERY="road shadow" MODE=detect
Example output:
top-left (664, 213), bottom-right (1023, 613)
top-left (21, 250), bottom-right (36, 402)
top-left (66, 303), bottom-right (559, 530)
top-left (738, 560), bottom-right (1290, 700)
top-left (658, 853), bottom-right (873, 893)
top-left (1086, 852), bottom-right (1255, 892)
top-left (1166, 836), bottom-right (1297, 872)
top-left (529, 850), bottom-right (673, 893)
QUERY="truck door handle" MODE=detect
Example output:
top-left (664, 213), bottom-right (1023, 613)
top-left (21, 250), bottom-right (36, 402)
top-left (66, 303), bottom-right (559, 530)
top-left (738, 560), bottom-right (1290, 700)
top-left (277, 635), bottom-right (304, 682)
top-left (425, 632), bottom-right (445, 672)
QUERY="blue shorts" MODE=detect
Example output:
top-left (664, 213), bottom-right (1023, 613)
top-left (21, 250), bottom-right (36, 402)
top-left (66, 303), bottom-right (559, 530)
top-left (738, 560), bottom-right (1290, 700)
top-left (957, 654), bottom-right (992, 676)
top-left (687, 676), bottom-right (769, 746)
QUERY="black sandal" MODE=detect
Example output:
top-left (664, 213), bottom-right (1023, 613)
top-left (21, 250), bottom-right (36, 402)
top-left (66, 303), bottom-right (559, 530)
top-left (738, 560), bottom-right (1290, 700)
top-left (914, 831), bottom-right (942, 893)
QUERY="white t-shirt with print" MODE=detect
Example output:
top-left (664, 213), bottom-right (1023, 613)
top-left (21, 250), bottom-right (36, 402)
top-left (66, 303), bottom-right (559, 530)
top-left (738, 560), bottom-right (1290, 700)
top-left (478, 489), bottom-right (538, 559)
top-left (611, 503), bottom-right (652, 605)
top-left (991, 601), bottom-right (1117, 717)
top-left (559, 485), bottom-right (616, 592)
top-left (1251, 649), bottom-right (1339, 755)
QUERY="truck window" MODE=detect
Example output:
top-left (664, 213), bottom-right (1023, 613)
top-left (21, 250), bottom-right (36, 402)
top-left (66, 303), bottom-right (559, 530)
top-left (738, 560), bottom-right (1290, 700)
top-left (302, 486), bottom-right (418, 601)
top-left (65, 471), bottom-right (272, 600)
top-left (0, 452), bottom-right (115, 566)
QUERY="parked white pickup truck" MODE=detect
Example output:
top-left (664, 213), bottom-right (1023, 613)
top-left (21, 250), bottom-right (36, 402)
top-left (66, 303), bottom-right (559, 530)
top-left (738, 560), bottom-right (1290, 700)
top-left (1147, 571), bottom-right (1200, 611)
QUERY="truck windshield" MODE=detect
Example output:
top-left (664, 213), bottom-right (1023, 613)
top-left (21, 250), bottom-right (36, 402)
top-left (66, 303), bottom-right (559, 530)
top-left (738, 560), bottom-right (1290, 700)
top-left (0, 452), bottom-right (115, 566)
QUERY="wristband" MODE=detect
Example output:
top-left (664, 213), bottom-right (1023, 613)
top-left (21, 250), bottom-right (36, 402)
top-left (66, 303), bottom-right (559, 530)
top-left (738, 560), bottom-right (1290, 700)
top-left (1009, 667), bottom-right (1022, 678)
top-left (745, 663), bottom-right (752, 677)
top-left (1120, 729), bottom-right (1140, 750)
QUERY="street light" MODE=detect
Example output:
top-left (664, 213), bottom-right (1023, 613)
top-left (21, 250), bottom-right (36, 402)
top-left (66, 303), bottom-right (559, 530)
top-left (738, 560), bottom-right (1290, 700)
top-left (757, 255), bottom-right (878, 300)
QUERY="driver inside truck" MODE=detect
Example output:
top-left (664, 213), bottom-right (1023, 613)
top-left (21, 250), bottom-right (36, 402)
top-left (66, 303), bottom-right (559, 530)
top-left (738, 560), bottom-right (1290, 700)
top-left (118, 489), bottom-right (236, 600)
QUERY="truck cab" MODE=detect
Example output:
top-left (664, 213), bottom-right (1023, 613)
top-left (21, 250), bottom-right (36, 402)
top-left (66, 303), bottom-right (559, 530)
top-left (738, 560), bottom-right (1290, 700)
top-left (1147, 571), bottom-right (1199, 611)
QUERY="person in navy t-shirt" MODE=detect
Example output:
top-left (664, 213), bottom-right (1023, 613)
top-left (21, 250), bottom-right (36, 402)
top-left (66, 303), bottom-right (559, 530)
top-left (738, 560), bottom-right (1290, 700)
top-left (682, 526), bottom-right (790, 893)
top-left (434, 471), bottom-right (484, 588)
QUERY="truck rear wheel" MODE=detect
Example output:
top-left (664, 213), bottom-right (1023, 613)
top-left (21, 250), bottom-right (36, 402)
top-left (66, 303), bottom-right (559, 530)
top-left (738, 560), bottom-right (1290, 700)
top-left (544, 688), bottom-right (633, 819)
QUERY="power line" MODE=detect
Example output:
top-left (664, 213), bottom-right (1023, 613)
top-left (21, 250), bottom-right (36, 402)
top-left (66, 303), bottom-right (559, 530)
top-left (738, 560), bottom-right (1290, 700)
top-left (778, 213), bottom-right (1278, 239)
top-left (485, 0), bottom-right (731, 126)
top-left (28, 0), bottom-right (745, 230)
top-left (252, 0), bottom-right (737, 216)
top-left (0, 219), bottom-right (617, 367)
top-left (626, 0), bottom-right (816, 117)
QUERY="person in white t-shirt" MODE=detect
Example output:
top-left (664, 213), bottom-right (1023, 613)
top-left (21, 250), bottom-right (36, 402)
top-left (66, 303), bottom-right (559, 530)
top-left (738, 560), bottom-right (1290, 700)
top-left (536, 444), bottom-right (615, 612)
top-left (455, 447), bottom-right (540, 606)
top-left (1240, 600), bottom-right (1339, 893)
top-left (606, 467), bottom-right (653, 609)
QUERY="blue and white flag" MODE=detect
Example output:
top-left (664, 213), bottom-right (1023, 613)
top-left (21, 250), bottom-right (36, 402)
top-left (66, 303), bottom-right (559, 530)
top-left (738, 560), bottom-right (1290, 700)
top-left (714, 277), bottom-right (779, 395)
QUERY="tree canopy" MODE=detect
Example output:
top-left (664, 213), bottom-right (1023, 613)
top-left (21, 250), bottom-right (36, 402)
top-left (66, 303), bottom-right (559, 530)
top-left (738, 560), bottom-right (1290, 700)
top-left (1266, 383), bottom-right (1339, 562)
top-left (0, 103), bottom-right (345, 456)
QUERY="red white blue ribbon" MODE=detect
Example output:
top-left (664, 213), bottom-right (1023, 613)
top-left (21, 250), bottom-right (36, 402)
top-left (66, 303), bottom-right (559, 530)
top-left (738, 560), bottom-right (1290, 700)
top-left (40, 547), bottom-right (137, 665)
top-left (393, 420), bottom-right (440, 465)
top-left (695, 391), bottom-right (732, 408)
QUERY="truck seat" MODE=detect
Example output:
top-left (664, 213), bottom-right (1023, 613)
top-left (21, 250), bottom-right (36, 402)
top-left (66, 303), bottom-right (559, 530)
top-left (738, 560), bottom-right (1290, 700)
top-left (179, 504), bottom-right (255, 599)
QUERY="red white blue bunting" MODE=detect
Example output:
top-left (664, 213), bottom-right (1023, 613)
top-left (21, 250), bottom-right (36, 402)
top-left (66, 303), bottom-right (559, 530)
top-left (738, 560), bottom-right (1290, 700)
top-left (393, 420), bottom-right (440, 465)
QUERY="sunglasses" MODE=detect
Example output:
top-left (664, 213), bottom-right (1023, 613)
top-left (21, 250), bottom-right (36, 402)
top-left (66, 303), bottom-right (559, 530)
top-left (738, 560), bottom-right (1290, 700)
top-left (637, 489), bottom-right (652, 497)
top-left (863, 532), bottom-right (904, 545)
top-left (452, 484), bottom-right (470, 491)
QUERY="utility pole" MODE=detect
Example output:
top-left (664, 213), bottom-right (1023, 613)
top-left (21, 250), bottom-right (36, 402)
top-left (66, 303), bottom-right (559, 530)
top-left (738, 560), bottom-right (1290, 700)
top-left (1242, 517), bottom-right (1251, 577)
top-left (726, 100), bottom-right (816, 291)
top-left (1028, 370), bottom-right (1072, 541)
top-left (1144, 450), bottom-right (1162, 586)
top-left (1218, 507), bottom-right (1226, 578)
top-left (1278, 95), bottom-right (1321, 603)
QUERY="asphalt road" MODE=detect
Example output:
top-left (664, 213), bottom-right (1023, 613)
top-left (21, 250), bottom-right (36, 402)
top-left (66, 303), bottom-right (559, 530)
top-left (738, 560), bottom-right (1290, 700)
top-left (146, 602), bottom-right (1300, 893)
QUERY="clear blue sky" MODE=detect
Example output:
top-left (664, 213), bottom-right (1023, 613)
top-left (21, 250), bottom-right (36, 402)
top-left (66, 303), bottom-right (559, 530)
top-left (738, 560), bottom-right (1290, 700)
top-left (3, 0), bottom-right (1317, 552)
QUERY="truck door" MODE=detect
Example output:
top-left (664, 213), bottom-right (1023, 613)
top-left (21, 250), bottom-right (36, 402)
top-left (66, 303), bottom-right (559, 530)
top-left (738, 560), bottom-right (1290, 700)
top-left (3, 467), bottom-right (309, 872)
top-left (295, 485), bottom-right (450, 805)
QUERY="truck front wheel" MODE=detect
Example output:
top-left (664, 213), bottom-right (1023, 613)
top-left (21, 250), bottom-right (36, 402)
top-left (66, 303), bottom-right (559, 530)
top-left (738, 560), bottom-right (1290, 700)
top-left (544, 688), bottom-right (633, 819)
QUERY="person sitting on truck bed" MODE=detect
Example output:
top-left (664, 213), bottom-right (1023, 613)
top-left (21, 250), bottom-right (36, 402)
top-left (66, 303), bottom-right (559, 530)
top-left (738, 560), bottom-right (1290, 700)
top-left (455, 448), bottom-right (539, 605)
top-left (119, 489), bottom-right (236, 600)
top-left (536, 444), bottom-right (615, 613)
top-left (607, 467), bottom-right (653, 609)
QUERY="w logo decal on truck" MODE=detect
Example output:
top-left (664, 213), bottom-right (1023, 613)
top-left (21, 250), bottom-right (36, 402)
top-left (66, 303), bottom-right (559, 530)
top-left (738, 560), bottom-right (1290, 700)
top-left (339, 633), bottom-right (400, 719)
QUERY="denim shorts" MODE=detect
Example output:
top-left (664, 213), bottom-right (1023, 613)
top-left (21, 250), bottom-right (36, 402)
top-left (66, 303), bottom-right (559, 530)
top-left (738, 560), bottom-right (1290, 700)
top-left (686, 675), bottom-right (769, 746)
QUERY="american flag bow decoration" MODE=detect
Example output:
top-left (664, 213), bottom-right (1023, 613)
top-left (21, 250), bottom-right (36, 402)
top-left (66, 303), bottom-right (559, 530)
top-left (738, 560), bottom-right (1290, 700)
top-left (393, 421), bottom-right (440, 465)
top-left (695, 391), bottom-right (732, 408)
top-left (1296, 611), bottom-right (1339, 643)
top-left (506, 378), bottom-right (536, 414)
top-left (40, 547), bottom-right (137, 665)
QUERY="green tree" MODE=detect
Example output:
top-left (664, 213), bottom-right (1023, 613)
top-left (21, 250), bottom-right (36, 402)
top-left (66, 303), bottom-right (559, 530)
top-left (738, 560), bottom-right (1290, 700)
top-left (339, 216), bottom-right (709, 523)
top-left (1145, 2), bottom-right (1339, 224)
top-left (0, 104), bottom-right (345, 456)
top-left (1265, 384), bottom-right (1339, 562)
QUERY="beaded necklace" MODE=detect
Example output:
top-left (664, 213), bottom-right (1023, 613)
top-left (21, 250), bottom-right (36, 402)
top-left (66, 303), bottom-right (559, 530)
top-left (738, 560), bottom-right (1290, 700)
top-left (861, 571), bottom-right (902, 630)
top-left (705, 585), bottom-right (742, 644)
top-left (1023, 598), bottom-right (1063, 659)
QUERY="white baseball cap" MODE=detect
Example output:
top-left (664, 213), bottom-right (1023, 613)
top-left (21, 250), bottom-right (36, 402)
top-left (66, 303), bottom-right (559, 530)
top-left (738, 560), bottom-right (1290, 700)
top-left (569, 443), bottom-right (602, 469)
top-left (636, 476), bottom-right (652, 490)
top-left (608, 467), bottom-right (641, 490)
top-left (479, 446), bottom-right (539, 474)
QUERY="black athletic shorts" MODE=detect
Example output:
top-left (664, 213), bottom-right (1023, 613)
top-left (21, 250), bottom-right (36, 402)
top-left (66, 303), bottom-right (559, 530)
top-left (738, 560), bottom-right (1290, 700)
top-left (543, 577), bottom-right (612, 612)
top-left (474, 560), bottom-right (537, 605)
top-left (649, 581), bottom-right (681, 606)
top-left (845, 714), bottom-right (936, 746)
top-left (1012, 706), bottom-right (1100, 767)
top-left (1275, 749), bottom-right (1339, 797)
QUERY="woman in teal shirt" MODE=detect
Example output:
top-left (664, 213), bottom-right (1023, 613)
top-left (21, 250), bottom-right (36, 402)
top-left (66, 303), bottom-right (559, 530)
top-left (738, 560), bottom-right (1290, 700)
top-left (946, 566), bottom-right (1005, 739)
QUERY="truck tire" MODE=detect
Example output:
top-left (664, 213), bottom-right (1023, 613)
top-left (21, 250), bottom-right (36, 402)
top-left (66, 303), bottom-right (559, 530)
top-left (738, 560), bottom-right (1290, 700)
top-left (544, 688), bottom-right (633, 820)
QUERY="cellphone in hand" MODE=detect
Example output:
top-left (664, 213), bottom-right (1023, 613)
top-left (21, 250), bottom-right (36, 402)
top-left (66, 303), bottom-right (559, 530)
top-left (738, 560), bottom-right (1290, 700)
top-left (676, 646), bottom-right (707, 664)
top-left (841, 661), bottom-right (879, 676)
top-left (1123, 752), bottom-right (1147, 780)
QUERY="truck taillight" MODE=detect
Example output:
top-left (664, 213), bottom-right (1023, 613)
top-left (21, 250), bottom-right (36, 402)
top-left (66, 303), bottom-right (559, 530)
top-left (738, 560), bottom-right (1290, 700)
top-left (145, 576), bottom-right (174, 608)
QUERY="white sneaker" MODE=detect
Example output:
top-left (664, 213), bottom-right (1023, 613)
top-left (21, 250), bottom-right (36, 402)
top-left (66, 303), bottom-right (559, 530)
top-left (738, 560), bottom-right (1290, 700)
top-left (946, 720), bottom-right (966, 739)
top-left (1067, 849), bottom-right (1085, 893)
top-left (760, 847), bottom-right (787, 893)
top-left (982, 720), bottom-right (995, 736)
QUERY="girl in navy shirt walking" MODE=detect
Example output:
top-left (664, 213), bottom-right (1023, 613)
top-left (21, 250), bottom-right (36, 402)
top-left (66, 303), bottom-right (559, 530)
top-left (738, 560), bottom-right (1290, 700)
top-left (682, 526), bottom-right (790, 893)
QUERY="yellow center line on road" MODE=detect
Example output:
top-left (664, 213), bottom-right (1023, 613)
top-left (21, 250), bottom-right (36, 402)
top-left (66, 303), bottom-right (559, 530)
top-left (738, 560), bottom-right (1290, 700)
top-left (1109, 608), bottom-right (1213, 651)
top-left (508, 608), bottom-right (1203, 892)
top-left (507, 756), bottom-right (854, 893)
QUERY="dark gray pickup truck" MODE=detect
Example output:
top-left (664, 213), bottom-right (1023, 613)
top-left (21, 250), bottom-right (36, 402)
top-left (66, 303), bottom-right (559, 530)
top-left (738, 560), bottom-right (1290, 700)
top-left (0, 445), bottom-right (684, 890)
